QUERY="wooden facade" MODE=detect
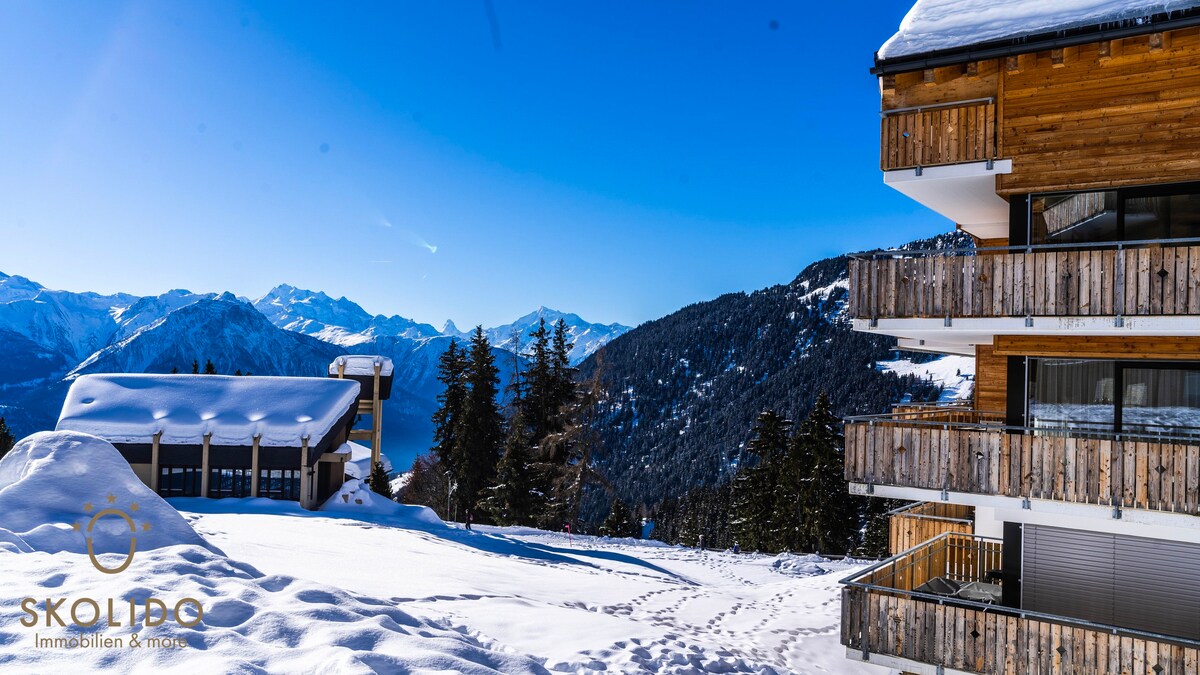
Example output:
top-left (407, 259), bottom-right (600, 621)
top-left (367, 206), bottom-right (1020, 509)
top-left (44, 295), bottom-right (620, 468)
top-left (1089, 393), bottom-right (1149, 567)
top-left (888, 502), bottom-right (974, 555)
top-left (974, 345), bottom-right (1007, 413)
top-left (848, 244), bottom-right (1200, 320)
top-left (879, 27), bottom-right (1200, 195)
top-left (845, 419), bottom-right (1200, 516)
top-left (993, 335), bottom-right (1200, 361)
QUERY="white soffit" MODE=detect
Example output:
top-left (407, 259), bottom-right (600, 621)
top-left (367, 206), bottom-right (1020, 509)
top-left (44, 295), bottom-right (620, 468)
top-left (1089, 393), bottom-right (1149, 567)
top-left (884, 160), bottom-right (1012, 239)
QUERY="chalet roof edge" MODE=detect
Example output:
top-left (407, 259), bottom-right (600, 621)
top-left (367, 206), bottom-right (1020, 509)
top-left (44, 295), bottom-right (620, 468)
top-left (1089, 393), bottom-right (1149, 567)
top-left (872, 8), bottom-right (1200, 75)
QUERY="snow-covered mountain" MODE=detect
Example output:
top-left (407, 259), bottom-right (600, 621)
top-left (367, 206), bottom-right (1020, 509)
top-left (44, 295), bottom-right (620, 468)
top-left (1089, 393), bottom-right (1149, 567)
top-left (0, 273), bottom-right (612, 469)
top-left (483, 307), bottom-right (631, 365)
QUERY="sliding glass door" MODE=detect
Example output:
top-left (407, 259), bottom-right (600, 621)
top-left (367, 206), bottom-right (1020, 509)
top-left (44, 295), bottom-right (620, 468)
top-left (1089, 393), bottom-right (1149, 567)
top-left (1027, 359), bottom-right (1200, 439)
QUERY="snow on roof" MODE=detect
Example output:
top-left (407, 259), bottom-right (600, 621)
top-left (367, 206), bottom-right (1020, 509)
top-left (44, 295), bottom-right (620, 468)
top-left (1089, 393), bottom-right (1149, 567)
top-left (879, 0), bottom-right (1200, 61)
top-left (56, 374), bottom-right (360, 447)
top-left (329, 354), bottom-right (394, 377)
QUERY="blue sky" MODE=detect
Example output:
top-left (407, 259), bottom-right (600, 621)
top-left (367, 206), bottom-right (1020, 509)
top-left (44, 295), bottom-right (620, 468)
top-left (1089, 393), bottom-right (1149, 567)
top-left (0, 1), bottom-right (946, 328)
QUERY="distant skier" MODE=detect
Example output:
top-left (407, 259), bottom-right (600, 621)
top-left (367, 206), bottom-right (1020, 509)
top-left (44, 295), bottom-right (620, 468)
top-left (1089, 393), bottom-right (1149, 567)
top-left (465, 511), bottom-right (473, 530)
top-left (732, 542), bottom-right (740, 554)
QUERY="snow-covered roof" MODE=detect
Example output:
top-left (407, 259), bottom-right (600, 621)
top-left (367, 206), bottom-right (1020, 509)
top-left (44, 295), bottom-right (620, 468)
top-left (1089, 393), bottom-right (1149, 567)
top-left (879, 0), bottom-right (1200, 62)
top-left (56, 374), bottom-right (360, 447)
top-left (329, 355), bottom-right (394, 377)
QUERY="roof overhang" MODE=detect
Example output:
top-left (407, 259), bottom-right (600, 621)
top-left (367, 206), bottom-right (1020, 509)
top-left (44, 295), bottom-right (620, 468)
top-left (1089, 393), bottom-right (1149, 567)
top-left (883, 160), bottom-right (1012, 240)
top-left (872, 9), bottom-right (1200, 75)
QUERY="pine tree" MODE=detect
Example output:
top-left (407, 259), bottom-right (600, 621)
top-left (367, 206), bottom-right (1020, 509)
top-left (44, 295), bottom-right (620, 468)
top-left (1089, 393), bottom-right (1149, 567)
top-left (431, 340), bottom-right (468, 471)
top-left (204, 358), bottom-right (217, 375)
top-left (536, 353), bottom-right (609, 531)
top-left (480, 409), bottom-right (540, 525)
top-left (600, 497), bottom-right (638, 538)
top-left (234, 369), bottom-right (243, 376)
top-left (793, 393), bottom-right (861, 554)
top-left (170, 366), bottom-right (179, 374)
top-left (367, 461), bottom-right (394, 499)
top-left (861, 497), bottom-right (903, 558)
top-left (191, 359), bottom-right (200, 374)
top-left (521, 318), bottom-right (555, 444)
top-left (731, 410), bottom-right (791, 552)
top-left (399, 454), bottom-right (451, 519)
top-left (455, 326), bottom-right (503, 519)
top-left (0, 417), bottom-right (14, 461)
top-left (551, 319), bottom-right (577, 413)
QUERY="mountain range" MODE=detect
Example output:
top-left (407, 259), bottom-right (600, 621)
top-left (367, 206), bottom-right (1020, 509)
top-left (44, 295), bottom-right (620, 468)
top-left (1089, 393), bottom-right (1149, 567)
top-left (0, 273), bottom-right (630, 468)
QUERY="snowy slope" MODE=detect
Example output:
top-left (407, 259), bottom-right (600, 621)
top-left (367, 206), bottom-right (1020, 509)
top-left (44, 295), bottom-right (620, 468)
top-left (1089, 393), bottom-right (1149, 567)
top-left (182, 500), bottom-right (873, 674)
top-left (254, 283), bottom-right (442, 345)
top-left (877, 354), bottom-right (975, 403)
top-left (879, 0), bottom-right (1200, 59)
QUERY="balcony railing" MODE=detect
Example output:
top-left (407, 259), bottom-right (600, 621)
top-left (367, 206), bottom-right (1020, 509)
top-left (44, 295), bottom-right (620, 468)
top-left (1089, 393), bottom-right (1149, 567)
top-left (880, 98), bottom-right (997, 172)
top-left (844, 408), bottom-right (1200, 516)
top-left (848, 238), bottom-right (1200, 321)
top-left (841, 533), bottom-right (1200, 674)
top-left (887, 501), bottom-right (974, 555)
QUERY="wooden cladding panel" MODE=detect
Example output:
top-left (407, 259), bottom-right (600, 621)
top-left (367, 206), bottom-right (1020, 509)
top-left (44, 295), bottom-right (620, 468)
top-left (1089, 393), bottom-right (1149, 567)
top-left (881, 101), bottom-right (996, 171)
top-left (845, 421), bottom-right (1200, 515)
top-left (842, 588), bottom-right (1200, 674)
top-left (848, 245), bottom-right (1200, 319)
top-left (974, 345), bottom-right (1006, 414)
top-left (993, 335), bottom-right (1200, 360)
top-left (888, 504), bottom-right (974, 555)
top-left (999, 31), bottom-right (1200, 195)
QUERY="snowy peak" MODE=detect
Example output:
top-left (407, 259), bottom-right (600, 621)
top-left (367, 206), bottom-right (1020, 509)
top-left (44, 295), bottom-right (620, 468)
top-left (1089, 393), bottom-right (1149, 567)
top-left (253, 283), bottom-right (375, 345)
top-left (0, 272), bottom-right (45, 303)
top-left (487, 307), bottom-right (632, 365)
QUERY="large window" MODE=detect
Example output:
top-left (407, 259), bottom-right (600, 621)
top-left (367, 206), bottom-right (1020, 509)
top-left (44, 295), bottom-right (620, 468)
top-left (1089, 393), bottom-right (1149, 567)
top-left (208, 468), bottom-right (253, 498)
top-left (258, 469), bottom-right (300, 500)
top-left (1028, 182), bottom-right (1200, 246)
top-left (1028, 359), bottom-right (1200, 438)
top-left (158, 466), bottom-right (202, 497)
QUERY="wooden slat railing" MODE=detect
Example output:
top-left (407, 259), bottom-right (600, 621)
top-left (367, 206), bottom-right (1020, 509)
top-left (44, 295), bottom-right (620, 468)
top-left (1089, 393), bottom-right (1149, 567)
top-left (841, 533), bottom-right (1200, 674)
top-left (845, 415), bottom-right (1200, 516)
top-left (888, 502), bottom-right (974, 555)
top-left (880, 99), bottom-right (996, 171)
top-left (849, 244), bottom-right (1200, 320)
top-left (841, 584), bottom-right (1199, 674)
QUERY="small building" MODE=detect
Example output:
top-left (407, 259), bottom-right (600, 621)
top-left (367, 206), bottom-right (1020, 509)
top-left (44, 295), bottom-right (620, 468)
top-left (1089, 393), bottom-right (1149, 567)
top-left (56, 373), bottom-right (360, 509)
top-left (328, 355), bottom-right (393, 466)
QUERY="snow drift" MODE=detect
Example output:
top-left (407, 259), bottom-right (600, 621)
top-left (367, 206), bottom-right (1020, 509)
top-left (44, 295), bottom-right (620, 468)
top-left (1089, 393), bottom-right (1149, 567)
top-left (0, 431), bottom-right (211, 555)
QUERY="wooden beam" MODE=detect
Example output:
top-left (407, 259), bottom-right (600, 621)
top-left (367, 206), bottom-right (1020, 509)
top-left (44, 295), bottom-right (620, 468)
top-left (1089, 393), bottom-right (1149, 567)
top-left (923, 68), bottom-right (936, 86)
top-left (372, 362), bottom-right (382, 466)
top-left (966, 61), bottom-right (979, 78)
top-left (1051, 48), bottom-right (1065, 68)
top-left (1005, 55), bottom-right (1020, 73)
top-left (200, 432), bottom-right (211, 498)
top-left (1149, 32), bottom-right (1166, 51)
top-left (993, 335), bottom-right (1200, 360)
top-left (250, 433), bottom-right (261, 498)
top-left (150, 430), bottom-right (162, 492)
top-left (880, 74), bottom-right (896, 95)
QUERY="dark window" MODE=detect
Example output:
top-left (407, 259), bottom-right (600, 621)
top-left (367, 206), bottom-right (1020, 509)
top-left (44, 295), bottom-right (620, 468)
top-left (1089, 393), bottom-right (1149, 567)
top-left (258, 468), bottom-right (300, 500)
top-left (158, 466), bottom-right (202, 497)
top-left (1028, 181), bottom-right (1200, 246)
top-left (207, 468), bottom-right (253, 498)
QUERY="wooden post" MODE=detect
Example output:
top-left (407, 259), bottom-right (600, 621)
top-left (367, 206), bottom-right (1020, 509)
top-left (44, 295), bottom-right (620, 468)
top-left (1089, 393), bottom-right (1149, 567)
top-left (250, 433), bottom-right (261, 498)
top-left (200, 432), bottom-right (212, 498)
top-left (372, 361), bottom-right (382, 466)
top-left (150, 430), bottom-right (162, 492)
top-left (299, 435), bottom-right (311, 509)
top-left (337, 358), bottom-right (345, 379)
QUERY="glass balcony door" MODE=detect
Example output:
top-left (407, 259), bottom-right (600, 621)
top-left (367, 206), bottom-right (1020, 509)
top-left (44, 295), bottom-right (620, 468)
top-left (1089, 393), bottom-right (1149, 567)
top-left (1026, 181), bottom-right (1200, 246)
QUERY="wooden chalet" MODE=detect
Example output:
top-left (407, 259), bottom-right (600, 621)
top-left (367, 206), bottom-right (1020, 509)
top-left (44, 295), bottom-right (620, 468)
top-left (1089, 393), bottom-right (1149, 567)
top-left (56, 373), bottom-right (360, 509)
top-left (841, 1), bottom-right (1200, 673)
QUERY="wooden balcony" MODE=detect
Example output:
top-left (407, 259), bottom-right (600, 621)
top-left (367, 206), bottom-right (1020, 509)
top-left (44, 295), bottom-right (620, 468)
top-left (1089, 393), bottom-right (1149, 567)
top-left (849, 241), bottom-right (1200, 321)
top-left (887, 501), bottom-right (974, 555)
top-left (845, 410), bottom-right (1200, 516)
top-left (841, 533), bottom-right (1200, 674)
top-left (880, 98), bottom-right (996, 172)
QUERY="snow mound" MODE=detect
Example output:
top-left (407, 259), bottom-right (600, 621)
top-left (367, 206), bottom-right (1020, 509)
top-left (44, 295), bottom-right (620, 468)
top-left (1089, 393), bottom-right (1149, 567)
top-left (0, 431), bottom-right (211, 554)
top-left (320, 479), bottom-right (445, 528)
top-left (769, 553), bottom-right (835, 577)
top-left (340, 441), bottom-right (390, 479)
top-left (329, 354), bottom-right (394, 376)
